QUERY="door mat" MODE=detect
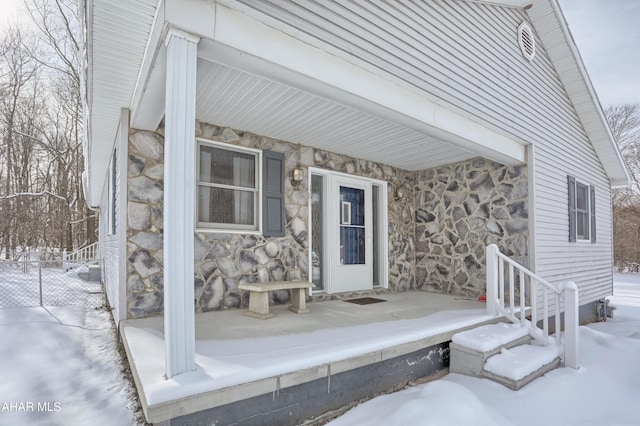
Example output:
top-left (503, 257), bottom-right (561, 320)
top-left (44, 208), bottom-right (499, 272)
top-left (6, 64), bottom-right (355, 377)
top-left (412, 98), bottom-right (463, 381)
top-left (344, 297), bottom-right (387, 305)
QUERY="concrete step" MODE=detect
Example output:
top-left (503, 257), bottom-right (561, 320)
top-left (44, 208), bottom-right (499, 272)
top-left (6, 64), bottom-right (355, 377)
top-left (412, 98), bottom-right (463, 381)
top-left (77, 264), bottom-right (101, 282)
top-left (450, 323), bottom-right (531, 377)
top-left (483, 343), bottom-right (561, 390)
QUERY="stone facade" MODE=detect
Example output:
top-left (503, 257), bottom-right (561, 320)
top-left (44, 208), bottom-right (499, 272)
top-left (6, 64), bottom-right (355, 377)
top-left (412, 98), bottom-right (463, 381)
top-left (126, 131), bottom-right (165, 317)
top-left (191, 124), bottom-right (416, 312)
top-left (124, 121), bottom-right (528, 318)
top-left (414, 158), bottom-right (529, 297)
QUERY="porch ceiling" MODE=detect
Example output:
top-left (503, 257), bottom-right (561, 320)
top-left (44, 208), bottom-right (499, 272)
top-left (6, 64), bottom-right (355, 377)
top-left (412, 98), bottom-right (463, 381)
top-left (196, 60), bottom-right (476, 171)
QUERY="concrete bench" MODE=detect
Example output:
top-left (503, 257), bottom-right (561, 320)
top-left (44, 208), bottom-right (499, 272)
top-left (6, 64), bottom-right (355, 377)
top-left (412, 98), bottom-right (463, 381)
top-left (238, 281), bottom-right (316, 319)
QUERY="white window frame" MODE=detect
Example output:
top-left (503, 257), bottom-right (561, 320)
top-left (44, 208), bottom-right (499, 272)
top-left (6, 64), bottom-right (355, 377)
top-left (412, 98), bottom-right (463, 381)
top-left (107, 149), bottom-right (117, 236)
top-left (196, 139), bottom-right (262, 233)
top-left (574, 179), bottom-right (591, 242)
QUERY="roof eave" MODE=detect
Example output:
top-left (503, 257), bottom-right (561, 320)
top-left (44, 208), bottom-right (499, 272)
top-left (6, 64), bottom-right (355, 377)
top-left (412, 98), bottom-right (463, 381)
top-left (529, 0), bottom-right (630, 187)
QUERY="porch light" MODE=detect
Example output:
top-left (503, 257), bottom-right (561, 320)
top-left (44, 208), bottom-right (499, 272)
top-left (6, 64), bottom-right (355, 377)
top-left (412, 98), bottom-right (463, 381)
top-left (395, 186), bottom-right (406, 202)
top-left (292, 165), bottom-right (304, 187)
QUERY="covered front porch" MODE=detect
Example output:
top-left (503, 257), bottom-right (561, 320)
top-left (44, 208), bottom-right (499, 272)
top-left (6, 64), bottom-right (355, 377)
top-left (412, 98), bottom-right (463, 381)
top-left (120, 291), bottom-right (497, 424)
top-left (85, 0), bottom-right (533, 413)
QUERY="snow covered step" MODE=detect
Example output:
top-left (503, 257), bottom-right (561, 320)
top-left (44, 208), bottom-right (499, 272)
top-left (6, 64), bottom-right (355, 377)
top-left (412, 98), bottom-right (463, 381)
top-left (483, 343), bottom-right (561, 390)
top-left (452, 322), bottom-right (530, 352)
top-left (77, 265), bottom-right (101, 282)
top-left (449, 323), bottom-right (531, 378)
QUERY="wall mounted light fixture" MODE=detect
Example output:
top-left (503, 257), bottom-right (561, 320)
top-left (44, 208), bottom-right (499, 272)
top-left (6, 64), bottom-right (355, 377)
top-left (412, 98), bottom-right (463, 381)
top-left (395, 186), bottom-right (406, 202)
top-left (291, 165), bottom-right (304, 187)
top-left (291, 144), bottom-right (305, 187)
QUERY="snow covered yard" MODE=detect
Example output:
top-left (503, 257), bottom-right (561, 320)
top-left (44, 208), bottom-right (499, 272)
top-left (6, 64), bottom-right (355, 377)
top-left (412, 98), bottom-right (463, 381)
top-left (1, 273), bottom-right (638, 426)
top-left (0, 304), bottom-right (142, 425)
top-left (0, 262), bottom-right (102, 309)
top-left (329, 273), bottom-right (640, 426)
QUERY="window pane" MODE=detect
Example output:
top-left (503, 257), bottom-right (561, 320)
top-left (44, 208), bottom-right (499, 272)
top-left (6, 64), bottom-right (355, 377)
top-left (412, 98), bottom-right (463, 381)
top-left (339, 186), bottom-right (365, 264)
top-left (199, 145), bottom-right (256, 188)
top-left (340, 227), bottom-right (365, 265)
top-left (577, 211), bottom-right (589, 240)
top-left (198, 186), bottom-right (255, 226)
top-left (340, 186), bottom-right (365, 226)
top-left (575, 182), bottom-right (590, 240)
top-left (311, 175), bottom-right (324, 290)
top-left (576, 183), bottom-right (588, 211)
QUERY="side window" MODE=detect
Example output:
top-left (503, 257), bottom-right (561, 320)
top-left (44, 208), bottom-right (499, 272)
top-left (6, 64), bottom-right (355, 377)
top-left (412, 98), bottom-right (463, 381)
top-left (197, 140), bottom-right (261, 232)
top-left (108, 149), bottom-right (117, 236)
top-left (568, 175), bottom-right (595, 243)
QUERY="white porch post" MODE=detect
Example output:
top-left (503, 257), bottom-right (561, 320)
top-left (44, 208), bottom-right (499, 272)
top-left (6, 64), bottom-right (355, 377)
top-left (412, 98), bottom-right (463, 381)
top-left (486, 244), bottom-right (499, 316)
top-left (163, 27), bottom-right (199, 378)
top-left (563, 281), bottom-right (579, 369)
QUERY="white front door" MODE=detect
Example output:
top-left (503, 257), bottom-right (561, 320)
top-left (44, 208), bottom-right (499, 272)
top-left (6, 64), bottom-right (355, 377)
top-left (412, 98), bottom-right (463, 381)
top-left (330, 174), bottom-right (373, 293)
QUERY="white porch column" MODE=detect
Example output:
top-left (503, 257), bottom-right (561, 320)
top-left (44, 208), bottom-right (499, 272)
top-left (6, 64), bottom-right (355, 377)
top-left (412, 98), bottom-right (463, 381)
top-left (485, 244), bottom-right (499, 316)
top-left (163, 27), bottom-right (199, 378)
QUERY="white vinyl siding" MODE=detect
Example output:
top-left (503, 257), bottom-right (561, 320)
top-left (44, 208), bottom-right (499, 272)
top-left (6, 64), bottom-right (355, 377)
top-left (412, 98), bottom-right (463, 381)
top-left (99, 112), bottom-right (129, 324)
top-left (236, 0), bottom-right (614, 304)
top-left (100, 153), bottom-right (121, 322)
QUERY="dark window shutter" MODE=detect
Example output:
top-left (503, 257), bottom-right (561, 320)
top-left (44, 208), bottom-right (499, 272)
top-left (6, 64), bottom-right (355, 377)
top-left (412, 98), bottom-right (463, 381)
top-left (568, 175), bottom-right (576, 242)
top-left (262, 150), bottom-right (285, 237)
top-left (590, 185), bottom-right (596, 243)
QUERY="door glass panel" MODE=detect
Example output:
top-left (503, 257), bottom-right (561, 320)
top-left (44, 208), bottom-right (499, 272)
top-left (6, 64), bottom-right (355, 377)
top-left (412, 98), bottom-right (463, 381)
top-left (372, 185), bottom-right (379, 285)
top-left (339, 186), bottom-right (365, 265)
top-left (311, 175), bottom-right (324, 290)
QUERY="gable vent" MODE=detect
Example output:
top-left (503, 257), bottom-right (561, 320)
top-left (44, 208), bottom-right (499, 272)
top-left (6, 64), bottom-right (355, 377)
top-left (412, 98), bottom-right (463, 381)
top-left (518, 22), bottom-right (536, 62)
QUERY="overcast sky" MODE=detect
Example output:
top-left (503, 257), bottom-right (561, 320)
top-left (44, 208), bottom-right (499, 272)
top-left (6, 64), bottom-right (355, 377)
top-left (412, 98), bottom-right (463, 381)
top-left (558, 0), bottom-right (640, 107)
top-left (0, 0), bottom-right (637, 107)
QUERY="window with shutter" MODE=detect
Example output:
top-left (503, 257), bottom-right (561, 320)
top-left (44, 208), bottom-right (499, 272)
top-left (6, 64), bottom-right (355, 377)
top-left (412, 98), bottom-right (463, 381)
top-left (568, 175), bottom-right (576, 242)
top-left (196, 140), bottom-right (261, 232)
top-left (568, 175), bottom-right (596, 243)
top-left (590, 185), bottom-right (596, 243)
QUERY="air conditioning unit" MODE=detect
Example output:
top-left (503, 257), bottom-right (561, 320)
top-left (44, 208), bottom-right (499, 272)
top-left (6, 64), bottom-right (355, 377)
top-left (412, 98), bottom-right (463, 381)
top-left (596, 299), bottom-right (616, 321)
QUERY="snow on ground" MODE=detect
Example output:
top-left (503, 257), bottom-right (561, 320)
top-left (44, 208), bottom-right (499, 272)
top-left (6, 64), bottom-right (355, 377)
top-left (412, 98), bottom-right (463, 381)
top-left (1, 270), bottom-right (638, 425)
top-left (0, 297), bottom-right (141, 424)
top-left (329, 273), bottom-right (640, 426)
top-left (0, 262), bottom-right (101, 308)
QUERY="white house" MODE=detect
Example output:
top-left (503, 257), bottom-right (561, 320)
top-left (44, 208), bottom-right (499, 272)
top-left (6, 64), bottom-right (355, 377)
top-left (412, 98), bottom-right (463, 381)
top-left (82, 0), bottom-right (628, 424)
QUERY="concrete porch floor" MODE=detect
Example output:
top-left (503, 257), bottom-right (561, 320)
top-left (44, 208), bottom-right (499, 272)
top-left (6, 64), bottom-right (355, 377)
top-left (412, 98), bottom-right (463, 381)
top-left (120, 291), bottom-right (500, 424)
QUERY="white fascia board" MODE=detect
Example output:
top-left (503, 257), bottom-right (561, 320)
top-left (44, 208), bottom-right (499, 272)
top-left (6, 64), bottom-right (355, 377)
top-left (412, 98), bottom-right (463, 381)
top-left (130, 0), bottom-right (166, 131)
top-left (531, 0), bottom-right (630, 187)
top-left (207, 4), bottom-right (526, 165)
top-left (459, 0), bottom-right (532, 8)
top-left (164, 0), bottom-right (215, 39)
top-left (131, 0), bottom-right (218, 131)
top-left (83, 0), bottom-right (98, 206)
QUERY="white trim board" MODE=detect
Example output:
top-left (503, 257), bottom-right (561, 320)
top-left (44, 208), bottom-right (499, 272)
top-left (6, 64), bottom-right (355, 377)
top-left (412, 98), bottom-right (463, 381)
top-left (197, 3), bottom-right (526, 167)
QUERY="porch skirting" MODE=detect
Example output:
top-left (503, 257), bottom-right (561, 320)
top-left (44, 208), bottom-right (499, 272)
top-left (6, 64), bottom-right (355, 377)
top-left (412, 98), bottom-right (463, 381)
top-left (165, 342), bottom-right (449, 426)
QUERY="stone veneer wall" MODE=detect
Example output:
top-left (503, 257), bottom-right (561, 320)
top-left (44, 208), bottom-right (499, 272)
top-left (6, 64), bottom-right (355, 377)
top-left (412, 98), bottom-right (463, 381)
top-left (125, 122), bottom-right (415, 318)
top-left (414, 158), bottom-right (529, 297)
top-left (125, 121), bottom-right (528, 318)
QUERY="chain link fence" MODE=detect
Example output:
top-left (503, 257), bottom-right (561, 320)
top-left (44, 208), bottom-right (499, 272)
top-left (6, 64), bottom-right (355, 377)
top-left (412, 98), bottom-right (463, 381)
top-left (0, 258), bottom-right (104, 309)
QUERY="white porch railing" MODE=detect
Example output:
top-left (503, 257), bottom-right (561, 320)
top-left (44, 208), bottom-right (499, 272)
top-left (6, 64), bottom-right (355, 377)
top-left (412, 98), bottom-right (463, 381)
top-left (486, 244), bottom-right (579, 369)
top-left (62, 242), bottom-right (100, 272)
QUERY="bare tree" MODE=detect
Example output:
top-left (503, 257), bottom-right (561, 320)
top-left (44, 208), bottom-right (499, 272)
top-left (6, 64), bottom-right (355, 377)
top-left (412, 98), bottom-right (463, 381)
top-left (0, 0), bottom-right (96, 259)
top-left (0, 26), bottom-right (42, 257)
top-left (606, 103), bottom-right (640, 270)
